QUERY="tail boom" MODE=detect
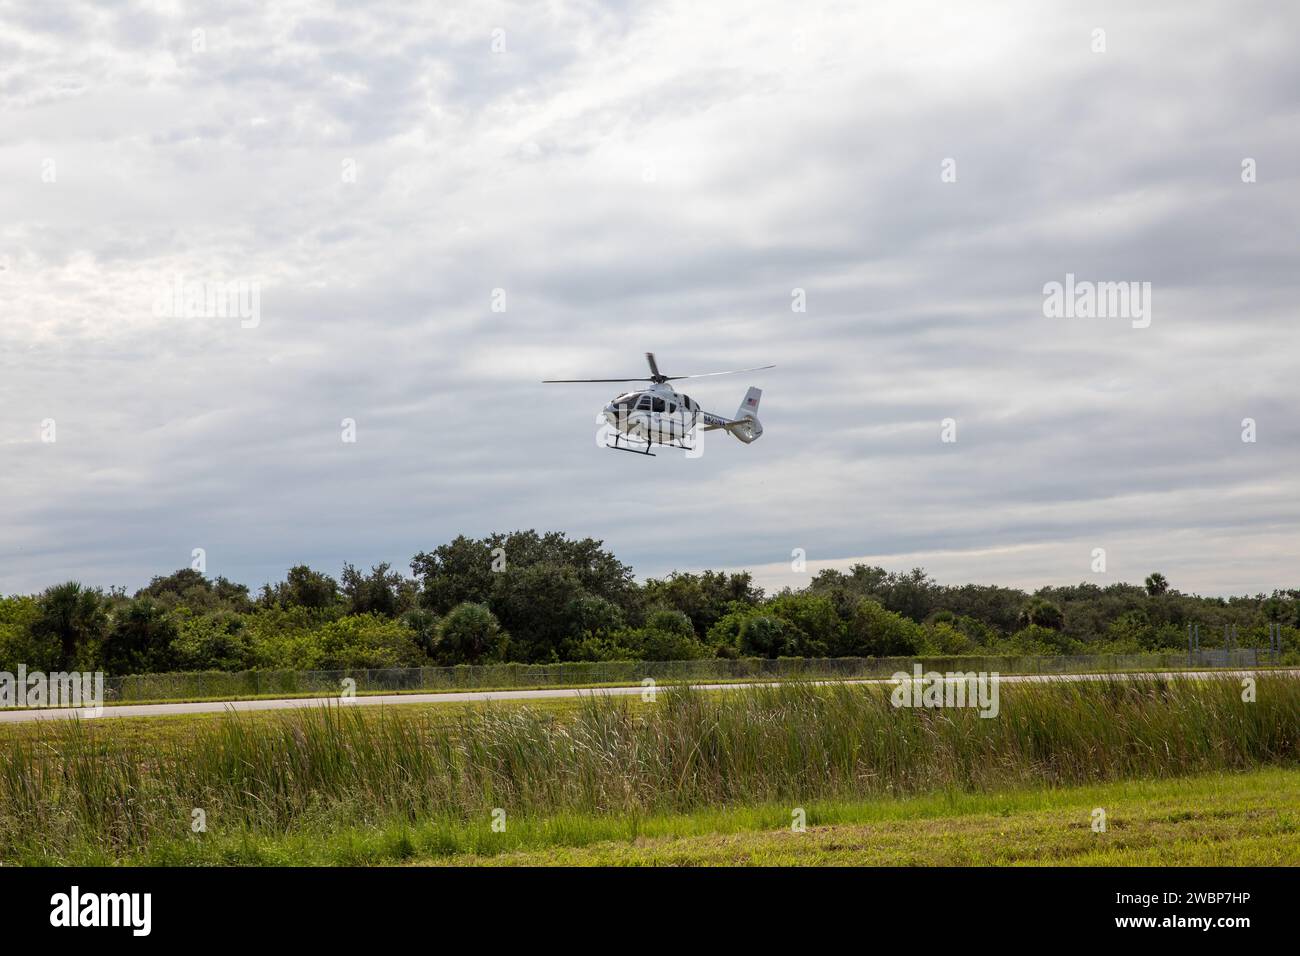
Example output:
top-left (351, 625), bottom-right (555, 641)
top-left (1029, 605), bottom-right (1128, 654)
top-left (701, 387), bottom-right (764, 443)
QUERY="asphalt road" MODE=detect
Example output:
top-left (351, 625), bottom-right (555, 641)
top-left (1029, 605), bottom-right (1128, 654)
top-left (0, 668), bottom-right (1291, 723)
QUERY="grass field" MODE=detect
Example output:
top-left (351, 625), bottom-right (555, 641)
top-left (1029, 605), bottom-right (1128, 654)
top-left (13, 664), bottom-right (1296, 711)
top-left (58, 653), bottom-right (1292, 707)
top-left (0, 675), bottom-right (1295, 866)
top-left (21, 765), bottom-right (1293, 866)
top-left (433, 768), bottom-right (1300, 866)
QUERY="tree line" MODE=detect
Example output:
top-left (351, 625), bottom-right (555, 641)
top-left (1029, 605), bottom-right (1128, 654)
top-left (0, 530), bottom-right (1295, 675)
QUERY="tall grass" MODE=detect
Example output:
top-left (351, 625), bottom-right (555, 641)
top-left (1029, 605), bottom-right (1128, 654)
top-left (103, 651), bottom-right (1286, 702)
top-left (1, 675), bottom-right (1296, 863)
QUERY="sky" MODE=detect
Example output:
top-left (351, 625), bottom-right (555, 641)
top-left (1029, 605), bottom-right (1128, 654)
top-left (1, 0), bottom-right (1297, 599)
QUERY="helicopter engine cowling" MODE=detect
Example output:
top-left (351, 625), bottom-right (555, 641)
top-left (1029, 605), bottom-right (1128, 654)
top-left (728, 417), bottom-right (763, 443)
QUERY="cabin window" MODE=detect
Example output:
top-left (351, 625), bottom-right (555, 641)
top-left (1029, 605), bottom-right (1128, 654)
top-left (651, 397), bottom-right (666, 412)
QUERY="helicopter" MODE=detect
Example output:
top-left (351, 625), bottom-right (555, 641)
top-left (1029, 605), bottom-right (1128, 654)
top-left (543, 352), bottom-right (773, 456)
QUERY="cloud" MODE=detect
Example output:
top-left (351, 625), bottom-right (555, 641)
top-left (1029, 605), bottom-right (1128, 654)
top-left (1, 0), bottom-right (1297, 598)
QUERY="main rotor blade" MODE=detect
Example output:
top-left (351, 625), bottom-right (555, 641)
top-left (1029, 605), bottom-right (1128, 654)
top-left (664, 364), bottom-right (775, 380)
top-left (541, 377), bottom-right (653, 383)
top-left (541, 361), bottom-right (774, 384)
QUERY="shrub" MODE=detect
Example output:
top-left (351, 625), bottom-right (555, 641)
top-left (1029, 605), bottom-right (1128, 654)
top-left (836, 598), bottom-right (925, 656)
top-left (0, 596), bottom-right (56, 672)
top-left (314, 614), bottom-right (426, 669)
top-left (436, 603), bottom-right (507, 665)
top-left (171, 612), bottom-right (254, 671)
top-left (926, 620), bottom-right (975, 655)
top-left (1003, 623), bottom-right (1077, 655)
top-left (766, 593), bottom-right (839, 656)
top-left (101, 599), bottom-right (179, 675)
top-left (1018, 597), bottom-right (1065, 631)
top-left (614, 611), bottom-right (709, 660)
top-left (738, 615), bottom-right (793, 658)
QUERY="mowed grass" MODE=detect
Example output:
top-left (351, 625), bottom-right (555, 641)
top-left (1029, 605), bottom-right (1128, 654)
top-left (429, 767), bottom-right (1300, 866)
top-left (0, 676), bottom-right (1296, 865)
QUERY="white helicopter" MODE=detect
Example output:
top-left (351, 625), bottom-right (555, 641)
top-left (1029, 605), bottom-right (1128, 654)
top-left (543, 352), bottom-right (773, 455)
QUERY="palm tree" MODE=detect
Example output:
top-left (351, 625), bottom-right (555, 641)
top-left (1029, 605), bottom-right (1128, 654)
top-left (31, 582), bottom-right (107, 670)
top-left (1144, 572), bottom-right (1169, 597)
top-left (1018, 597), bottom-right (1064, 631)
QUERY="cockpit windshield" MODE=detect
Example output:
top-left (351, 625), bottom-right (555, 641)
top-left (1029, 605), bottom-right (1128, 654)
top-left (612, 390), bottom-right (690, 414)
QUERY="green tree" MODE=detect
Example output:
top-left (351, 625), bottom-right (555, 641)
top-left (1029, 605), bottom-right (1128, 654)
top-left (402, 608), bottom-right (440, 658)
top-left (615, 609), bottom-right (708, 660)
top-left (242, 605), bottom-right (329, 669)
top-left (262, 565), bottom-right (340, 610)
top-left (705, 605), bottom-right (761, 656)
top-left (437, 603), bottom-right (507, 664)
top-left (31, 582), bottom-right (108, 670)
top-left (137, 569), bottom-right (252, 613)
top-left (926, 620), bottom-right (975, 655)
top-left (410, 535), bottom-right (497, 613)
top-left (738, 614), bottom-right (793, 658)
top-left (171, 612), bottom-right (254, 671)
top-left (563, 594), bottom-right (626, 643)
top-left (767, 592), bottom-right (840, 656)
top-left (102, 599), bottom-right (179, 674)
top-left (1018, 597), bottom-right (1065, 631)
top-left (341, 562), bottom-right (409, 617)
top-left (837, 598), bottom-right (925, 657)
top-left (934, 583), bottom-right (1026, 634)
top-left (0, 596), bottom-right (57, 672)
top-left (1006, 623), bottom-right (1076, 654)
top-left (642, 571), bottom-right (762, 637)
top-left (487, 563), bottom-right (585, 661)
top-left (1144, 572), bottom-right (1169, 596)
top-left (809, 565), bottom-right (939, 623)
top-left (412, 531), bottom-right (636, 617)
top-left (1108, 609), bottom-right (1147, 645)
top-left (313, 614), bottom-right (425, 669)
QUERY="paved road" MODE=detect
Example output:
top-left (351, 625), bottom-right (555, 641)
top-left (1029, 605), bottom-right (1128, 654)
top-left (0, 668), bottom-right (1292, 723)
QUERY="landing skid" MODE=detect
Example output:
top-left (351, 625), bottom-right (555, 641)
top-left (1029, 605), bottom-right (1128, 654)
top-left (606, 432), bottom-right (698, 456)
top-left (608, 433), bottom-right (655, 456)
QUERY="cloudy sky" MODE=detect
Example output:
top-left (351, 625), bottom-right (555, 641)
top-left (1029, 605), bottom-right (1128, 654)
top-left (2, 0), bottom-right (1297, 598)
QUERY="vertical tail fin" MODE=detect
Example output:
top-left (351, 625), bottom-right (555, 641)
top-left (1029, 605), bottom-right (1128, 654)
top-left (728, 387), bottom-right (763, 443)
top-left (736, 387), bottom-right (761, 420)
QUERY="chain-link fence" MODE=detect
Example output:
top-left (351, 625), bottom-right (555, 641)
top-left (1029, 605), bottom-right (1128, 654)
top-left (101, 650), bottom-right (1282, 703)
top-left (1188, 648), bottom-right (1264, 668)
